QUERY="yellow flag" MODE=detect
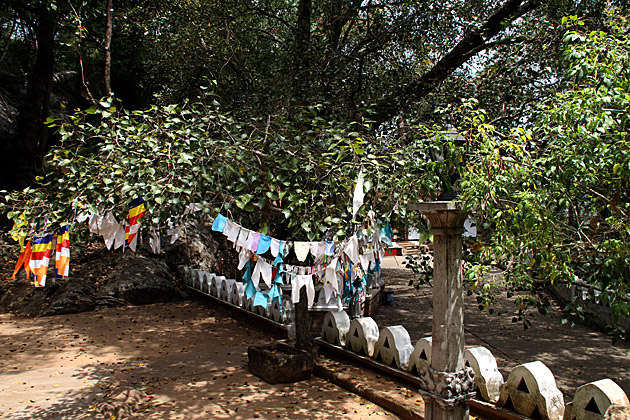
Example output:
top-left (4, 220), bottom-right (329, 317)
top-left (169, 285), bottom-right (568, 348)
top-left (10, 212), bottom-right (28, 252)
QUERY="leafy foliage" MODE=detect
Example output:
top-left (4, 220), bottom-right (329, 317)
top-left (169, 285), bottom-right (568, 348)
top-left (2, 90), bottom-right (461, 243)
top-left (461, 14), bottom-right (630, 338)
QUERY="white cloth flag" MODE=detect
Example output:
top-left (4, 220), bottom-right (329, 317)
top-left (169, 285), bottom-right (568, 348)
top-left (324, 257), bottom-right (340, 302)
top-left (344, 235), bottom-right (360, 265)
top-left (100, 211), bottom-right (120, 250)
top-left (149, 228), bottom-right (161, 254)
top-left (183, 203), bottom-right (202, 215)
top-left (237, 228), bottom-right (251, 249)
top-left (291, 274), bottom-right (315, 307)
top-left (113, 224), bottom-right (126, 249)
top-left (270, 238), bottom-right (282, 257)
top-left (237, 247), bottom-right (253, 270)
top-left (227, 222), bottom-right (241, 243)
top-left (359, 252), bottom-right (374, 273)
top-left (89, 213), bottom-right (103, 234)
top-left (252, 258), bottom-right (273, 288)
top-left (309, 241), bottom-right (321, 257)
top-left (222, 219), bottom-right (234, 236)
top-left (294, 242), bottom-right (310, 262)
top-left (352, 170), bottom-right (364, 220)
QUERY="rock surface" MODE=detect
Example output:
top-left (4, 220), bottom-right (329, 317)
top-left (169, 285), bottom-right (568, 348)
top-left (248, 342), bottom-right (314, 384)
top-left (0, 219), bottom-right (229, 316)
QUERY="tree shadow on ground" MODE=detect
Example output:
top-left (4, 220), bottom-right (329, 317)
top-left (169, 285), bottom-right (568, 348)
top-left (1, 301), bottom-right (390, 419)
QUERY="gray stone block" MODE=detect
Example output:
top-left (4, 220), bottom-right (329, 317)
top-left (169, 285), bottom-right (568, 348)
top-left (248, 343), bottom-right (314, 384)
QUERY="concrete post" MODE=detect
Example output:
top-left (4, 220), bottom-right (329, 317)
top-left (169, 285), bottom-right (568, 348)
top-left (408, 201), bottom-right (475, 420)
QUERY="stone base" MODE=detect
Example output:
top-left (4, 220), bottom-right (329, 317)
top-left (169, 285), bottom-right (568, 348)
top-left (248, 343), bottom-right (314, 384)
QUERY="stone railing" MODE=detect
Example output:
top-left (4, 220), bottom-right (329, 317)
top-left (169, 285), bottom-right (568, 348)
top-left (318, 311), bottom-right (630, 420)
top-left (179, 264), bottom-right (383, 330)
top-left (180, 265), bottom-right (296, 324)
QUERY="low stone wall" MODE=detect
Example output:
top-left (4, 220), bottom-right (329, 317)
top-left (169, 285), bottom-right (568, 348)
top-left (550, 281), bottom-right (630, 332)
top-left (179, 265), bottom-right (382, 332)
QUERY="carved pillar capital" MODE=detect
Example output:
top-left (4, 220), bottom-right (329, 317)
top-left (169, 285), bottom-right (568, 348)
top-left (418, 366), bottom-right (476, 408)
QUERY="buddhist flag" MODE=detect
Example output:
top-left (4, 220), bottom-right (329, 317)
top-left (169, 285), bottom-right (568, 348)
top-left (11, 239), bottom-right (32, 280)
top-left (55, 225), bottom-right (70, 279)
top-left (125, 197), bottom-right (146, 251)
top-left (29, 234), bottom-right (54, 287)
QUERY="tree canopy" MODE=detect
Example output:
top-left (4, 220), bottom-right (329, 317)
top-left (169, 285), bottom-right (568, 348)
top-left (2, 1), bottom-right (630, 335)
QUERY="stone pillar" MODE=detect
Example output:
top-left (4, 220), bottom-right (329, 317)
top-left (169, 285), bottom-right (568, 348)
top-left (409, 201), bottom-right (475, 420)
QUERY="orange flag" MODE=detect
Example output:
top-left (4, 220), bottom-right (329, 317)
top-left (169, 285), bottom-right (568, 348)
top-left (11, 240), bottom-right (32, 280)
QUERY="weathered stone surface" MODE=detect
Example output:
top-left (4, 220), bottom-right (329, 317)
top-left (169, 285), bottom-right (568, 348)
top-left (604, 405), bottom-right (630, 420)
top-left (565, 379), bottom-right (629, 420)
top-left (220, 279), bottom-right (236, 301)
top-left (248, 343), bottom-right (314, 384)
top-left (210, 275), bottom-right (223, 297)
top-left (229, 282), bottom-right (245, 306)
top-left (346, 317), bottom-right (380, 357)
top-left (465, 346), bottom-right (503, 403)
top-left (270, 296), bottom-right (295, 324)
top-left (1, 220), bottom-right (227, 317)
top-left (181, 266), bottom-right (193, 286)
top-left (97, 253), bottom-right (180, 305)
top-left (498, 361), bottom-right (565, 420)
top-left (243, 295), bottom-right (254, 312)
top-left (190, 269), bottom-right (201, 290)
top-left (163, 220), bottom-right (226, 274)
top-left (414, 202), bottom-right (470, 420)
top-left (321, 310), bottom-right (351, 347)
top-left (408, 336), bottom-right (433, 376)
top-left (1, 251), bottom-right (182, 316)
top-left (373, 325), bottom-right (414, 370)
top-left (200, 271), bottom-right (213, 294)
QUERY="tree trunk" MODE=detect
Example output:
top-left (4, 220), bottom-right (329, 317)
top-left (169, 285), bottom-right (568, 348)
top-left (104, 0), bottom-right (113, 96)
top-left (292, 0), bottom-right (312, 103)
top-left (4, 9), bottom-right (57, 190)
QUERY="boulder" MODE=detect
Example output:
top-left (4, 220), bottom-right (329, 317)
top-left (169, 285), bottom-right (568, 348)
top-left (97, 252), bottom-right (180, 305)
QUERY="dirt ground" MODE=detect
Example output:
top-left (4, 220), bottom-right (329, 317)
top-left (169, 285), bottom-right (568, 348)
top-left (0, 301), bottom-right (394, 419)
top-left (1, 254), bottom-right (630, 420)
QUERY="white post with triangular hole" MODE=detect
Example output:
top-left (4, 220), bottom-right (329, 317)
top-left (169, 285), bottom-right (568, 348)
top-left (409, 201), bottom-right (476, 420)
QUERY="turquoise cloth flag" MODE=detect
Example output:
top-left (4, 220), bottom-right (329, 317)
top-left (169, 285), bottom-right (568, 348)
top-left (268, 267), bottom-right (284, 312)
top-left (212, 214), bottom-right (227, 232)
top-left (253, 291), bottom-right (269, 308)
top-left (242, 260), bottom-right (257, 300)
top-left (273, 242), bottom-right (284, 266)
top-left (256, 234), bottom-right (272, 255)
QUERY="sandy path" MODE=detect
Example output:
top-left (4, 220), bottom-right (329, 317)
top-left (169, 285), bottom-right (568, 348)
top-left (0, 302), bottom-right (393, 419)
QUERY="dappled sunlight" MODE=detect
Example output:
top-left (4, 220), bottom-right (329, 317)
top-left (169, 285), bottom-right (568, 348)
top-left (1, 301), bottom-right (392, 419)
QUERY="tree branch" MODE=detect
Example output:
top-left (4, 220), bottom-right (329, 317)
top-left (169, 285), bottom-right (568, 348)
top-left (370, 0), bottom-right (541, 124)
